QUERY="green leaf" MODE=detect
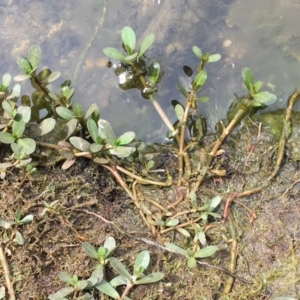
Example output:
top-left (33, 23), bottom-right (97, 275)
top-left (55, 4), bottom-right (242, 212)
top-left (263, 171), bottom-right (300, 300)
top-left (252, 91), bottom-right (277, 105)
top-left (175, 104), bottom-right (185, 121)
top-left (48, 287), bottom-right (75, 300)
top-left (110, 146), bottom-right (135, 158)
top-left (187, 257), bottom-right (197, 268)
top-left (146, 160), bottom-right (154, 170)
top-left (69, 137), bottom-right (91, 152)
top-left (242, 67), bottom-right (253, 92)
top-left (76, 280), bottom-right (89, 290)
top-left (85, 103), bottom-right (100, 121)
top-left (90, 143), bottom-right (103, 153)
top-left (122, 26), bottom-right (136, 55)
top-left (103, 47), bottom-right (129, 64)
top-left (116, 131), bottom-right (135, 145)
top-left (134, 250), bottom-right (150, 275)
top-left (15, 209), bottom-right (22, 222)
top-left (98, 119), bottom-right (116, 145)
top-left (176, 84), bottom-right (189, 98)
top-left (194, 245), bottom-right (218, 258)
top-left (17, 138), bottom-right (36, 156)
top-left (110, 275), bottom-right (129, 287)
top-left (165, 243), bottom-right (188, 255)
top-left (17, 57), bottom-right (32, 74)
top-left (208, 196), bottom-right (222, 211)
top-left (59, 272), bottom-right (74, 285)
top-left (14, 74), bottom-right (31, 82)
top-left (73, 103), bottom-right (84, 118)
top-left (109, 258), bottom-right (132, 281)
top-left (208, 54), bottom-right (221, 63)
top-left (33, 118), bottom-right (56, 136)
top-left (42, 71), bottom-right (61, 84)
top-left (87, 265), bottom-right (104, 287)
top-left (192, 70), bottom-right (207, 91)
top-left (64, 118), bottom-right (78, 140)
top-left (82, 242), bottom-right (98, 259)
top-left (253, 81), bottom-right (263, 93)
top-left (0, 132), bottom-right (15, 144)
top-left (2, 73), bottom-right (11, 87)
top-left (14, 230), bottom-right (24, 245)
top-left (7, 84), bottom-right (21, 99)
top-left (95, 279), bottom-right (120, 299)
top-left (148, 62), bottom-right (160, 84)
top-left (87, 118), bottom-right (99, 143)
top-left (0, 219), bottom-right (12, 229)
top-left (19, 214), bottom-right (33, 224)
top-left (196, 230), bottom-right (206, 246)
top-left (195, 96), bottom-right (210, 103)
top-left (176, 228), bottom-right (191, 237)
top-left (28, 45), bottom-right (42, 70)
top-left (56, 106), bottom-right (74, 120)
top-left (61, 85), bottom-right (75, 102)
top-left (125, 53), bottom-right (138, 61)
top-left (17, 106), bottom-right (31, 123)
top-left (104, 236), bottom-right (116, 257)
top-left (135, 272), bottom-right (164, 285)
top-left (165, 219), bottom-right (179, 227)
top-left (138, 34), bottom-right (155, 58)
top-left (192, 46), bottom-right (203, 59)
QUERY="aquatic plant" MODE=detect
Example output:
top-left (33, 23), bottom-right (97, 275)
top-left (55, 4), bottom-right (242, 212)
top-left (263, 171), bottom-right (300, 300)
top-left (0, 25), bottom-right (289, 299)
top-left (48, 237), bottom-right (164, 300)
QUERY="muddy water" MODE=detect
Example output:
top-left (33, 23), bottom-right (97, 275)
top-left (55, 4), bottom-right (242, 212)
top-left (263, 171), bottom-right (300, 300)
top-left (0, 0), bottom-right (300, 140)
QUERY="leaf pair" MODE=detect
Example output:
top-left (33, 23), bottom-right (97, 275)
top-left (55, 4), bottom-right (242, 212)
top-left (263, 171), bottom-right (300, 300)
top-left (242, 67), bottom-right (277, 106)
top-left (103, 26), bottom-right (155, 65)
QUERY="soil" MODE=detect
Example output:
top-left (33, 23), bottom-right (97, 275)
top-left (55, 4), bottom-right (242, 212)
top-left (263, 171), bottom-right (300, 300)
top-left (1, 103), bottom-right (300, 300)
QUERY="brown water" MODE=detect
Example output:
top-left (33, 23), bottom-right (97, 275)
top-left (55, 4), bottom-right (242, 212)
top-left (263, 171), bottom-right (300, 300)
top-left (1, 0), bottom-right (300, 140)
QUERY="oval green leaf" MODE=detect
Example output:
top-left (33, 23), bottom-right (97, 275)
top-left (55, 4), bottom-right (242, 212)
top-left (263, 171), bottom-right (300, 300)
top-left (2, 73), bottom-right (11, 87)
top-left (194, 245), bottom-right (218, 258)
top-left (252, 91), bottom-right (277, 105)
top-left (135, 272), bottom-right (165, 285)
top-left (12, 120), bottom-right (25, 138)
top-left (134, 250), bottom-right (150, 274)
top-left (42, 71), bottom-right (61, 84)
top-left (116, 131), bottom-right (135, 145)
top-left (82, 242), bottom-right (99, 259)
top-left (192, 46), bottom-right (203, 59)
top-left (109, 257), bottom-right (131, 281)
top-left (69, 136), bottom-right (91, 152)
top-left (122, 26), bottom-right (136, 55)
top-left (56, 106), bottom-right (74, 120)
top-left (28, 45), bottom-right (42, 69)
top-left (87, 118), bottom-right (98, 143)
top-left (148, 62), bottom-right (161, 84)
top-left (138, 34), bottom-right (155, 58)
top-left (17, 57), bottom-right (32, 74)
top-left (103, 47), bottom-right (128, 64)
top-left (17, 106), bottom-right (31, 123)
top-left (242, 67), bottom-right (253, 92)
top-left (208, 53), bottom-right (221, 63)
top-left (17, 138), bottom-right (36, 156)
top-left (192, 70), bottom-right (207, 91)
top-left (34, 118), bottom-right (56, 136)
top-left (98, 119), bottom-right (116, 145)
top-left (95, 279), bottom-right (120, 299)
top-left (85, 103), bottom-right (100, 121)
top-left (90, 143), bottom-right (103, 153)
top-left (14, 74), bottom-right (31, 82)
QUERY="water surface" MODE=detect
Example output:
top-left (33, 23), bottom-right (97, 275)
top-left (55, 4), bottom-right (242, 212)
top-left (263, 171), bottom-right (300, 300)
top-left (1, 0), bottom-right (300, 140)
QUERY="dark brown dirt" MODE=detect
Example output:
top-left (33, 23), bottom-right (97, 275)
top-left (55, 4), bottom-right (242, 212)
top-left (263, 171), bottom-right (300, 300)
top-left (1, 109), bottom-right (300, 300)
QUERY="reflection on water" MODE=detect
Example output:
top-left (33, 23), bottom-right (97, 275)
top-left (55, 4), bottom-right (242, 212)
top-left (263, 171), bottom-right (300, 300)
top-left (0, 0), bottom-right (299, 140)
